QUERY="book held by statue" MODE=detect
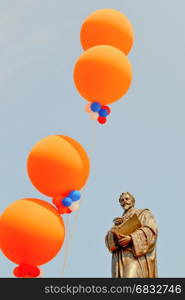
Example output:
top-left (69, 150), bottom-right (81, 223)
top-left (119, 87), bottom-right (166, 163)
top-left (112, 214), bottom-right (141, 236)
top-left (106, 214), bottom-right (141, 252)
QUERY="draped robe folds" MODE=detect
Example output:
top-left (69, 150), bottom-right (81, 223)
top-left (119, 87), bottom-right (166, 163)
top-left (105, 208), bottom-right (158, 278)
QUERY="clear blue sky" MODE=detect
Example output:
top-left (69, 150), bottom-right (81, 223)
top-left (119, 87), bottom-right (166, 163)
top-left (0, 0), bottom-right (185, 277)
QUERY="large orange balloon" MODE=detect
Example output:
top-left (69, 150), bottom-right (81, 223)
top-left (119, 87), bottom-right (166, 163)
top-left (61, 135), bottom-right (89, 186)
top-left (0, 198), bottom-right (65, 266)
top-left (27, 135), bottom-right (90, 197)
top-left (80, 9), bottom-right (134, 55)
top-left (74, 45), bottom-right (132, 105)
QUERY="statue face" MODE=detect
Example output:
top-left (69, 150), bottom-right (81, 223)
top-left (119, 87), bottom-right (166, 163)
top-left (119, 193), bottom-right (134, 211)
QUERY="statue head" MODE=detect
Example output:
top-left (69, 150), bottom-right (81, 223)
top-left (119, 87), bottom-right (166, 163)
top-left (119, 192), bottom-right (135, 212)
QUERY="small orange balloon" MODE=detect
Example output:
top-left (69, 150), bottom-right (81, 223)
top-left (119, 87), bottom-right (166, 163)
top-left (74, 45), bottom-right (132, 105)
top-left (27, 135), bottom-right (90, 197)
top-left (0, 198), bottom-right (65, 267)
top-left (80, 9), bottom-right (134, 55)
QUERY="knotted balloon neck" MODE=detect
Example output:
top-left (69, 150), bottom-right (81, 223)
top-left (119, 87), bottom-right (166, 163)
top-left (13, 264), bottom-right (40, 278)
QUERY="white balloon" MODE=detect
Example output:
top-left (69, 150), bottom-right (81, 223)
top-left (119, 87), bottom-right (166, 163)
top-left (89, 111), bottom-right (99, 120)
top-left (84, 103), bottom-right (91, 113)
top-left (70, 201), bottom-right (80, 212)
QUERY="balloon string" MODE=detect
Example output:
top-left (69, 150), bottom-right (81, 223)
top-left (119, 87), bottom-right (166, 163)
top-left (60, 214), bottom-right (70, 277)
top-left (60, 201), bottom-right (85, 278)
top-left (60, 120), bottom-right (97, 277)
top-left (89, 119), bottom-right (97, 157)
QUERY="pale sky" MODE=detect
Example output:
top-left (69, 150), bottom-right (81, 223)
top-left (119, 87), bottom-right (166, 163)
top-left (0, 0), bottom-right (185, 277)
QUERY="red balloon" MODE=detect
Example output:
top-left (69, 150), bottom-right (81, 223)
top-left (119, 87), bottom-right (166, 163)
top-left (13, 263), bottom-right (40, 278)
top-left (58, 205), bottom-right (72, 214)
top-left (98, 116), bottom-right (107, 124)
top-left (101, 105), bottom-right (111, 115)
top-left (52, 196), bottom-right (72, 214)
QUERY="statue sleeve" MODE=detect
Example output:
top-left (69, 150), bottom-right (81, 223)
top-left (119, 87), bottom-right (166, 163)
top-left (130, 210), bottom-right (158, 257)
top-left (105, 230), bottom-right (119, 252)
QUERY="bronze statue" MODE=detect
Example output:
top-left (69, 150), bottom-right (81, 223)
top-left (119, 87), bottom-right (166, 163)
top-left (105, 192), bottom-right (158, 278)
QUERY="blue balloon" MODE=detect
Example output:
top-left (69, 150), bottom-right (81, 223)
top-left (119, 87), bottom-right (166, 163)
top-left (99, 108), bottom-right (108, 117)
top-left (69, 190), bottom-right (81, 202)
top-left (91, 102), bottom-right (101, 112)
top-left (62, 197), bottom-right (72, 207)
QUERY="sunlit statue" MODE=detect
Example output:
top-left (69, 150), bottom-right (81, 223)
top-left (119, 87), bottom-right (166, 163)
top-left (105, 192), bottom-right (158, 277)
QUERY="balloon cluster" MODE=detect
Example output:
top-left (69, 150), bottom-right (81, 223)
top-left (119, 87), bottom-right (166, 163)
top-left (0, 135), bottom-right (90, 278)
top-left (85, 102), bottom-right (111, 124)
top-left (53, 190), bottom-right (81, 214)
top-left (74, 9), bottom-right (134, 125)
top-left (14, 263), bottom-right (41, 278)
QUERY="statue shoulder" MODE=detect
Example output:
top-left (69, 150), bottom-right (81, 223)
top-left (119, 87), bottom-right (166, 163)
top-left (134, 208), bottom-right (149, 216)
top-left (137, 208), bottom-right (155, 218)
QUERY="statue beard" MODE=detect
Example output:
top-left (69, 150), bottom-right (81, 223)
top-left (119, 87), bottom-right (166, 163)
top-left (123, 204), bottom-right (132, 212)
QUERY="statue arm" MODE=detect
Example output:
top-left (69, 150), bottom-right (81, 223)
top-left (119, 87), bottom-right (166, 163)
top-left (117, 234), bottom-right (132, 247)
top-left (130, 210), bottom-right (158, 257)
top-left (105, 230), bottom-right (119, 252)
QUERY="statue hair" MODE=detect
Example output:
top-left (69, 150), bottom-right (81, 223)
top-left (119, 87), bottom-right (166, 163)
top-left (119, 192), bottom-right (135, 206)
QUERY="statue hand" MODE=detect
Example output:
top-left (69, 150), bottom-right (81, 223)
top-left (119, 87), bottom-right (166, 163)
top-left (118, 235), bottom-right (131, 247)
top-left (113, 217), bottom-right (123, 225)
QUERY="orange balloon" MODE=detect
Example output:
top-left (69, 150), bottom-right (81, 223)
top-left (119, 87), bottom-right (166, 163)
top-left (74, 45), bottom-right (132, 105)
top-left (27, 135), bottom-right (90, 197)
top-left (0, 198), bottom-right (65, 266)
top-left (80, 9), bottom-right (134, 55)
top-left (61, 135), bottom-right (90, 184)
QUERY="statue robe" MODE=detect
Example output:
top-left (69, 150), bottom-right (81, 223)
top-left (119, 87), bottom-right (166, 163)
top-left (105, 208), bottom-right (158, 278)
